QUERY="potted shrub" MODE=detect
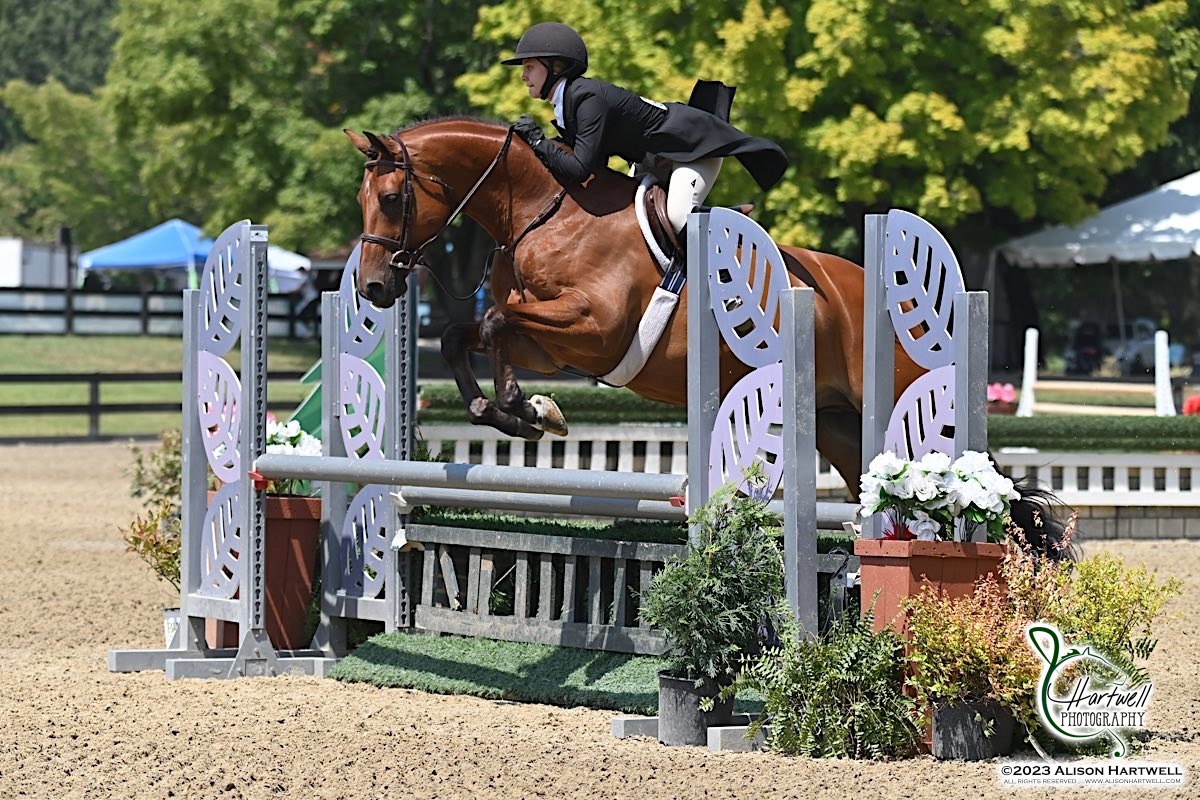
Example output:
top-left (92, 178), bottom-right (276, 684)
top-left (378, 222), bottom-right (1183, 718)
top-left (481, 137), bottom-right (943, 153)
top-left (903, 577), bottom-right (1037, 760)
top-left (123, 431), bottom-right (184, 646)
top-left (123, 423), bottom-right (323, 651)
top-left (903, 536), bottom-right (1182, 761)
top-left (723, 605), bottom-right (921, 758)
top-left (854, 450), bottom-right (1019, 632)
top-left (639, 475), bottom-right (790, 747)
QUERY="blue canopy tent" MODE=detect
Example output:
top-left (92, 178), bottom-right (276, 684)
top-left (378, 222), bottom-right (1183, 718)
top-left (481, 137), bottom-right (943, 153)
top-left (79, 219), bottom-right (211, 289)
top-left (79, 218), bottom-right (312, 291)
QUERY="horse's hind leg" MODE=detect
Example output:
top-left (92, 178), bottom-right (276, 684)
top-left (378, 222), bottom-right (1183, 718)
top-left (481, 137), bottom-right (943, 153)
top-left (440, 322), bottom-right (544, 440)
top-left (815, 403), bottom-right (865, 501)
top-left (477, 297), bottom-right (591, 437)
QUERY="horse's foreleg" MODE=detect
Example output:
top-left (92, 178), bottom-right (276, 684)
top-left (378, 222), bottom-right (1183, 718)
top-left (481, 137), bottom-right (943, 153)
top-left (479, 294), bottom-right (592, 437)
top-left (440, 322), bottom-right (544, 440)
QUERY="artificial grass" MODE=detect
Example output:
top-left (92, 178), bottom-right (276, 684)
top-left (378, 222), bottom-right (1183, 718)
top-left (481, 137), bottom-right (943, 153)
top-left (331, 632), bottom-right (668, 714)
top-left (331, 632), bottom-right (763, 715)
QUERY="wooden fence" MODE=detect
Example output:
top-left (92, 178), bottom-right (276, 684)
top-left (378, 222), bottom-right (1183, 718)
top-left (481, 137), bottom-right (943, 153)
top-left (0, 371), bottom-right (306, 443)
top-left (0, 286), bottom-right (313, 338)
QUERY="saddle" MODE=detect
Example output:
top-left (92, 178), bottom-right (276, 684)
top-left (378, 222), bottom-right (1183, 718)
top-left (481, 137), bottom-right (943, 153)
top-left (640, 183), bottom-right (754, 268)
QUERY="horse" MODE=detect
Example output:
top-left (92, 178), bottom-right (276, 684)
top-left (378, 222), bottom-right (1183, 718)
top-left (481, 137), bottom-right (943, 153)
top-left (344, 117), bottom-right (928, 497)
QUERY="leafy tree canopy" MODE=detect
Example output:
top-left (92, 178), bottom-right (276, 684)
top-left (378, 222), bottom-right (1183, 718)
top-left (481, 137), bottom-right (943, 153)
top-left (0, 0), bottom-right (118, 150)
top-left (460, 0), bottom-right (1200, 253)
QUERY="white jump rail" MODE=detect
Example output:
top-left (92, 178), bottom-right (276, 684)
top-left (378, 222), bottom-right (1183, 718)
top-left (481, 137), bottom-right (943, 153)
top-left (419, 423), bottom-right (848, 492)
top-left (422, 423), bottom-right (1199, 510)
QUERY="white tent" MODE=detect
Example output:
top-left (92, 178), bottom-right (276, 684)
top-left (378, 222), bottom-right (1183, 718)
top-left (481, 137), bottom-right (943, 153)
top-left (997, 170), bottom-right (1200, 347)
top-left (266, 245), bottom-right (312, 293)
top-left (999, 170), bottom-right (1200, 267)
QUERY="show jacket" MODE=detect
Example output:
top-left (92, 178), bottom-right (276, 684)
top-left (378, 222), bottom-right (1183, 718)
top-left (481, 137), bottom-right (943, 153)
top-left (531, 77), bottom-right (788, 192)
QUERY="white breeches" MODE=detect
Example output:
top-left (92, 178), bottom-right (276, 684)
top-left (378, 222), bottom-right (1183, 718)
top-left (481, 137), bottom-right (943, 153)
top-left (667, 158), bottom-right (723, 233)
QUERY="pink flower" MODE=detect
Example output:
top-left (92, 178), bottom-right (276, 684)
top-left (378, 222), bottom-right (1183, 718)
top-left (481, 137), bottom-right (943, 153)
top-left (987, 382), bottom-right (1016, 404)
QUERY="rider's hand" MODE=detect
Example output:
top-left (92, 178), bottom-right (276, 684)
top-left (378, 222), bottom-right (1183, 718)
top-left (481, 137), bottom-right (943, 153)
top-left (512, 115), bottom-right (545, 148)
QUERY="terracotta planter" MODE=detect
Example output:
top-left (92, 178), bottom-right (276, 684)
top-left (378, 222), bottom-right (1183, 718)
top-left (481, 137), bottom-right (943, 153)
top-left (205, 494), bottom-right (320, 650)
top-left (853, 539), bottom-right (1007, 634)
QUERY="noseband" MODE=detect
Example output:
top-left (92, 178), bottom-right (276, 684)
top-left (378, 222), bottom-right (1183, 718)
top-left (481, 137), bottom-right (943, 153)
top-left (359, 128), bottom-right (515, 271)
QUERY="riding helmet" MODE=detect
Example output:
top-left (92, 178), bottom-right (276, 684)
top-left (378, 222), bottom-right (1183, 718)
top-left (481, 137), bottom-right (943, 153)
top-left (501, 22), bottom-right (588, 98)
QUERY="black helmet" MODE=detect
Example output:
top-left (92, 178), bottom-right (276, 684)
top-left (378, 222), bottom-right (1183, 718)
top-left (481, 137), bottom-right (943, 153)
top-left (502, 22), bottom-right (588, 69)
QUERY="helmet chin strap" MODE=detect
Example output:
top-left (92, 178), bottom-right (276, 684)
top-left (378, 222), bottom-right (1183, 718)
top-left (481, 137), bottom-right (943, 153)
top-left (538, 58), bottom-right (558, 100)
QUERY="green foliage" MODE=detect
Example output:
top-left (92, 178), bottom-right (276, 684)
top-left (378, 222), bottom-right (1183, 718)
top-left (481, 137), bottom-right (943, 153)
top-left (727, 609), bottom-right (920, 759)
top-left (122, 430), bottom-right (185, 591)
top-left (1046, 551), bottom-right (1182, 686)
top-left (0, 0), bottom-right (117, 150)
top-left (638, 476), bottom-right (789, 683)
top-left (461, 0), bottom-right (1200, 254)
top-left (903, 578), bottom-right (1043, 731)
top-left (418, 382), bottom-right (686, 425)
top-left (988, 414), bottom-right (1200, 451)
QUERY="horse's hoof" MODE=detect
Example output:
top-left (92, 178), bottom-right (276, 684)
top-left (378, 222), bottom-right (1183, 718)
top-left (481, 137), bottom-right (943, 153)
top-left (529, 394), bottom-right (568, 436)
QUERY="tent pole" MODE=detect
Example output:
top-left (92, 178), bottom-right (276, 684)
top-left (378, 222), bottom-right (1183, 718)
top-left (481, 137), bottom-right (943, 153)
top-left (1111, 259), bottom-right (1127, 352)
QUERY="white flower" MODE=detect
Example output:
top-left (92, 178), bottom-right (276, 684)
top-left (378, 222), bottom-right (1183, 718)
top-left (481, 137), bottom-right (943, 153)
top-left (907, 510), bottom-right (943, 540)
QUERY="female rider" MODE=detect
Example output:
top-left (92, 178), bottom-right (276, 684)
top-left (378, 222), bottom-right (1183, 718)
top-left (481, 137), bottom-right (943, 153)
top-left (503, 22), bottom-right (788, 236)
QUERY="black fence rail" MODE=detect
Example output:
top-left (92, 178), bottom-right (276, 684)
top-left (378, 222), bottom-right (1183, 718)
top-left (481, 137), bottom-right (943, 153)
top-left (0, 371), bottom-right (307, 443)
top-left (0, 286), bottom-right (316, 338)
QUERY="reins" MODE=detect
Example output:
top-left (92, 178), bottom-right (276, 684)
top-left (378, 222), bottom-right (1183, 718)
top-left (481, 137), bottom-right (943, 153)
top-left (359, 127), bottom-right (516, 272)
top-left (358, 124), bottom-right (567, 302)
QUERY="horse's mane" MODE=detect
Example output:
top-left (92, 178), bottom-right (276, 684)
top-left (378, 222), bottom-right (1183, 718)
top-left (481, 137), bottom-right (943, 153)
top-left (390, 116), bottom-right (509, 138)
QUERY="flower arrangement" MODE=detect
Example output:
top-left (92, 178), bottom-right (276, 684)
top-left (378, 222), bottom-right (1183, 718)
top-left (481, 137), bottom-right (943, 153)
top-left (858, 450), bottom-right (1019, 542)
top-left (987, 382), bottom-right (1018, 414)
top-left (263, 416), bottom-right (321, 496)
top-left (987, 382), bottom-right (1016, 404)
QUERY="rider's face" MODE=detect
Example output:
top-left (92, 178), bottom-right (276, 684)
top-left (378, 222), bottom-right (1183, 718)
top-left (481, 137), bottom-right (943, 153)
top-left (521, 59), bottom-right (549, 99)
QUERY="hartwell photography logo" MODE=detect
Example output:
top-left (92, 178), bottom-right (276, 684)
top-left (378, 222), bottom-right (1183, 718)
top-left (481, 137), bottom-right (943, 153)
top-left (1025, 623), bottom-right (1152, 758)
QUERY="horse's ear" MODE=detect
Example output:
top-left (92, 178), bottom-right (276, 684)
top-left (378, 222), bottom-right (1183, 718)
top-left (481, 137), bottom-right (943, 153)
top-left (378, 134), bottom-right (405, 162)
top-left (345, 129), bottom-right (374, 158)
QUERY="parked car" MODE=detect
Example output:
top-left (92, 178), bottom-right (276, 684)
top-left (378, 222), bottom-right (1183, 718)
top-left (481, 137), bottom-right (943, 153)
top-left (1066, 317), bottom-right (1186, 375)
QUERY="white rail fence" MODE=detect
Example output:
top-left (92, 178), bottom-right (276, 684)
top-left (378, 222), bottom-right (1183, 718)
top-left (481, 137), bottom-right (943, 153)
top-left (421, 424), bottom-right (1196, 509)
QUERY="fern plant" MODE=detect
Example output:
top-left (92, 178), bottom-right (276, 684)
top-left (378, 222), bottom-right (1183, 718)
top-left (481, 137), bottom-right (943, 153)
top-left (726, 608), bottom-right (919, 759)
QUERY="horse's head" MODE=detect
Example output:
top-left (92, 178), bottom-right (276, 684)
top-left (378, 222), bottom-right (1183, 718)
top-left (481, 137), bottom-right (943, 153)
top-left (345, 128), bottom-right (457, 308)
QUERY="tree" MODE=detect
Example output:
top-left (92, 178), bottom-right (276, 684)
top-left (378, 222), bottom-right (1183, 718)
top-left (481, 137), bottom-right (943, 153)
top-left (460, 0), bottom-right (1200, 255)
top-left (0, 79), bottom-right (151, 244)
top-left (0, 0), bottom-right (118, 151)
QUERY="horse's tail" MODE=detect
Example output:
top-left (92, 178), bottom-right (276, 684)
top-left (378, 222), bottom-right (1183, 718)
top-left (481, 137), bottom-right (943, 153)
top-left (1006, 473), bottom-right (1078, 561)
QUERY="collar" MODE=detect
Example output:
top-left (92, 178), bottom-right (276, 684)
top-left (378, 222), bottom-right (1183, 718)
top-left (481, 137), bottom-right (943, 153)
top-left (550, 79), bottom-right (567, 127)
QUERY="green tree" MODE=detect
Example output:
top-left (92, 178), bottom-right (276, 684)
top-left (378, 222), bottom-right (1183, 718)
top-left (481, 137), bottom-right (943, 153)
top-left (0, 0), bottom-right (118, 151)
top-left (460, 0), bottom-right (1200, 254)
top-left (0, 79), bottom-right (151, 244)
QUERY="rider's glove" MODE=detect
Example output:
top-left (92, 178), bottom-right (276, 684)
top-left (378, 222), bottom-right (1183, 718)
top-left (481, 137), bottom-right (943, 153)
top-left (512, 115), bottom-right (546, 148)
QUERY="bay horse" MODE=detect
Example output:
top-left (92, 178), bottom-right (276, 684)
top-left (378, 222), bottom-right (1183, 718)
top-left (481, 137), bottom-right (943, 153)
top-left (344, 117), bottom-right (927, 497)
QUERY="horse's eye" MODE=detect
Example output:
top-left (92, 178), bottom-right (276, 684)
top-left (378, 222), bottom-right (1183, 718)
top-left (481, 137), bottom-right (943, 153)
top-left (381, 192), bottom-right (401, 206)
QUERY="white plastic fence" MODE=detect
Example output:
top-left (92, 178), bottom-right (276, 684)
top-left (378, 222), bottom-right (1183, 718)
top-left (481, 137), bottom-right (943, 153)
top-left (421, 424), bottom-right (1195, 508)
top-left (1016, 328), bottom-right (1177, 417)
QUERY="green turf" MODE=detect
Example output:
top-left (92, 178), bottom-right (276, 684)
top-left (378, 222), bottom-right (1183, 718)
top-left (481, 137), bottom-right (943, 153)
top-left (330, 632), bottom-right (762, 715)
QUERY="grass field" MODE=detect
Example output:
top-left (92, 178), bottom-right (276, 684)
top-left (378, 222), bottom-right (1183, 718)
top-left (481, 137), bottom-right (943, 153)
top-left (0, 335), bottom-right (322, 438)
top-left (0, 334), bottom-right (1180, 438)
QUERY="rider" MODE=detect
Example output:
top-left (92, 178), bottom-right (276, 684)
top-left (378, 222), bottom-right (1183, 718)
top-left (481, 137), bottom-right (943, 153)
top-left (502, 22), bottom-right (788, 236)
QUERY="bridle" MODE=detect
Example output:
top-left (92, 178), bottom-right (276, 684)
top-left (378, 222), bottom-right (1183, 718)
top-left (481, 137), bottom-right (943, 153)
top-left (359, 128), bottom-right (515, 271)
